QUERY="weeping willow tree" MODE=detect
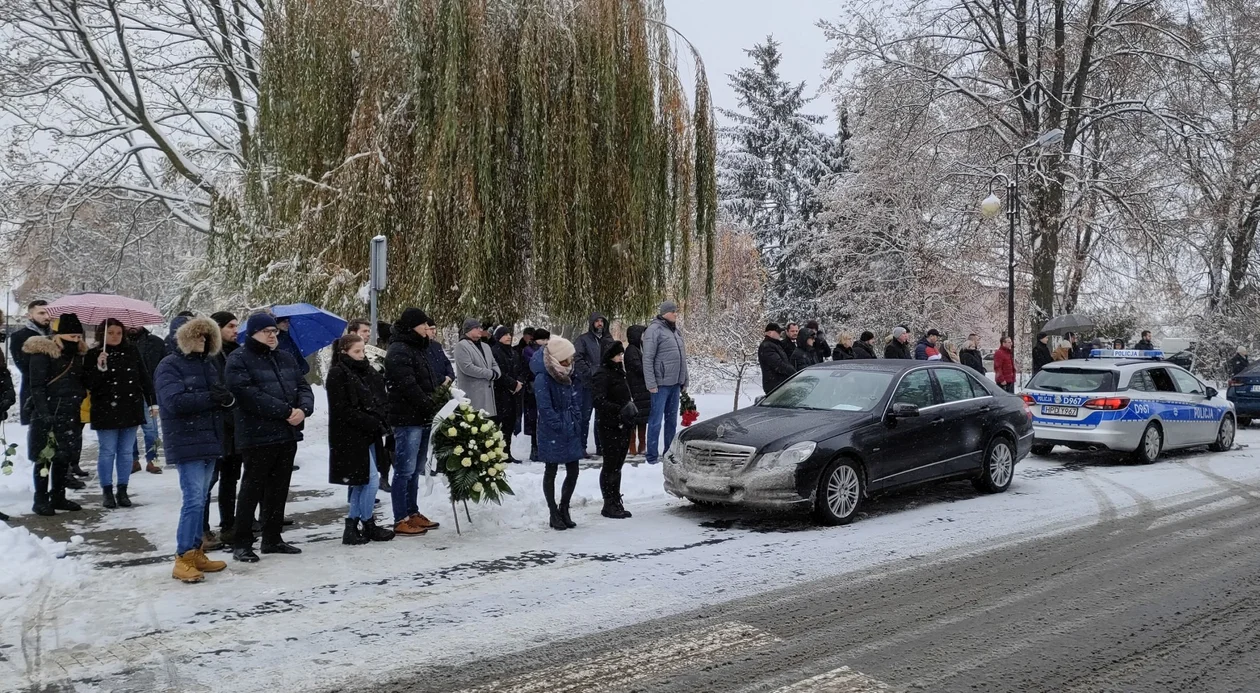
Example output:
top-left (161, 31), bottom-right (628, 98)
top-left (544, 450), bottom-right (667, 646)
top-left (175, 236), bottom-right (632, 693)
top-left (217, 0), bottom-right (715, 324)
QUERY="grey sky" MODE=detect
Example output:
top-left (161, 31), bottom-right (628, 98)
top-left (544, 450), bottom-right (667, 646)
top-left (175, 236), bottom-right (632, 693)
top-left (664, 0), bottom-right (838, 131)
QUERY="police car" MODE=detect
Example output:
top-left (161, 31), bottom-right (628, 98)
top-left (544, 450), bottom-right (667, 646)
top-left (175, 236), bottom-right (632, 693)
top-left (1021, 350), bottom-right (1236, 464)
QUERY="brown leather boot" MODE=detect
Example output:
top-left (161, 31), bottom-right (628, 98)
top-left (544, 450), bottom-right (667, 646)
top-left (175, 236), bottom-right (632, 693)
top-left (191, 548), bottom-right (226, 573)
top-left (173, 552), bottom-right (205, 583)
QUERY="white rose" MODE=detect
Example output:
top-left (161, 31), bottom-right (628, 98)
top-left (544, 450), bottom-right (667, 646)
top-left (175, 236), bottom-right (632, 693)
top-left (453, 446), bottom-right (463, 455)
top-left (488, 467), bottom-right (498, 477)
top-left (461, 458), bottom-right (472, 467)
top-left (446, 427), bottom-right (458, 437)
top-left (473, 482), bottom-right (484, 493)
top-left (494, 430), bottom-right (503, 440)
top-left (479, 453), bottom-right (489, 462)
top-left (480, 423), bottom-right (492, 433)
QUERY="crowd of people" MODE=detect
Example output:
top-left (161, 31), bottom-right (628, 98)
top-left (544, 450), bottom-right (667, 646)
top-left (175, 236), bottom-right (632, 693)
top-left (1, 298), bottom-right (689, 583)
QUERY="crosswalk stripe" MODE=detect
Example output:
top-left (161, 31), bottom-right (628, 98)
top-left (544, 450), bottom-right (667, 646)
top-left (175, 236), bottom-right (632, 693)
top-left (771, 666), bottom-right (897, 693)
top-left (454, 621), bottom-right (778, 692)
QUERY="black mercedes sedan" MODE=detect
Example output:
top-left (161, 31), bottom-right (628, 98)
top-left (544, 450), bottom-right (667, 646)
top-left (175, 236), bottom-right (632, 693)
top-left (662, 361), bottom-right (1033, 525)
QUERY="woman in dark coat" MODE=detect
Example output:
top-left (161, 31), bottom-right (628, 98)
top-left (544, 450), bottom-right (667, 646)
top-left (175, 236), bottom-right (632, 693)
top-left (24, 313), bottom-right (88, 516)
top-left (790, 328), bottom-right (822, 372)
top-left (592, 342), bottom-right (635, 519)
top-left (832, 332), bottom-right (856, 360)
top-left (83, 318), bottom-right (156, 509)
top-left (490, 326), bottom-right (524, 463)
top-left (326, 335), bottom-right (395, 545)
top-left (623, 325), bottom-right (651, 456)
top-left (532, 337), bottom-right (583, 530)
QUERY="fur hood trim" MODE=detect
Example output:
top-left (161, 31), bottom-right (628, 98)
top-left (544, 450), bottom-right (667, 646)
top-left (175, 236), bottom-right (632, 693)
top-left (175, 317), bottom-right (222, 356)
top-left (22, 335), bottom-right (87, 358)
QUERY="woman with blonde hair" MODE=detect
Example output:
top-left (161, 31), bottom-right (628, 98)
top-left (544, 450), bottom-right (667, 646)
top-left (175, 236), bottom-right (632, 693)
top-left (832, 332), bottom-right (856, 360)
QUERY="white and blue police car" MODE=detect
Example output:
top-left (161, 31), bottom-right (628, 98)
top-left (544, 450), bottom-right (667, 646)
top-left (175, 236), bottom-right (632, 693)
top-left (1021, 350), bottom-right (1235, 464)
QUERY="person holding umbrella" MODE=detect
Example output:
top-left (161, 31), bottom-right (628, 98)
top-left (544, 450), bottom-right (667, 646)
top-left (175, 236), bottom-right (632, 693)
top-left (83, 318), bottom-right (157, 509)
top-left (23, 313), bottom-right (88, 516)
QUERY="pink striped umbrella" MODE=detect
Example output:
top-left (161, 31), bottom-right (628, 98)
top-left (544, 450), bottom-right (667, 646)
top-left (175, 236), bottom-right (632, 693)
top-left (46, 293), bottom-right (163, 328)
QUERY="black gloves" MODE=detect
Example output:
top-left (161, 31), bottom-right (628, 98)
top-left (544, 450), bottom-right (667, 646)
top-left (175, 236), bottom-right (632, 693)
top-left (210, 384), bottom-right (234, 407)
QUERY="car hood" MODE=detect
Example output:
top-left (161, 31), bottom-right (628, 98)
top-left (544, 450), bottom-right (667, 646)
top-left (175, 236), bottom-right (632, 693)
top-left (681, 406), bottom-right (869, 452)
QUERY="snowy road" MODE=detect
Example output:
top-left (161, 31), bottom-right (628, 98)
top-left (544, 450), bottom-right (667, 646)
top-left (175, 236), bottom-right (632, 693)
top-left (2, 396), bottom-right (1260, 692)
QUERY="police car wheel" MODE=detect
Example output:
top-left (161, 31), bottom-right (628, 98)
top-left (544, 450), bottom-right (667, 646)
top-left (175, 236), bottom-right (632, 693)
top-left (1132, 423), bottom-right (1163, 465)
top-left (1209, 415), bottom-right (1236, 453)
top-left (973, 437), bottom-right (1015, 494)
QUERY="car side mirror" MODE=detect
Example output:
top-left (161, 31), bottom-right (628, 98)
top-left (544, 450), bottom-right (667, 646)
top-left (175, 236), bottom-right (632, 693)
top-left (1206, 387), bottom-right (1218, 399)
top-left (754, 396), bottom-right (764, 405)
top-left (889, 402), bottom-right (920, 418)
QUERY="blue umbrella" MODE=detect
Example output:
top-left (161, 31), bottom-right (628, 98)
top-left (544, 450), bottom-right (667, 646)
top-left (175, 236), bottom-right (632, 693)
top-left (238, 303), bottom-right (347, 356)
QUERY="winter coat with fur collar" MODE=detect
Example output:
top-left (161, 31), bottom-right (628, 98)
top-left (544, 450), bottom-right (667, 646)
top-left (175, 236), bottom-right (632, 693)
top-left (155, 317), bottom-right (232, 464)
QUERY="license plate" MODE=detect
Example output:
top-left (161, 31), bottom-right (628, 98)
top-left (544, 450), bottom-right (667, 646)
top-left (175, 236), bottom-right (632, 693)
top-left (1042, 405), bottom-right (1079, 417)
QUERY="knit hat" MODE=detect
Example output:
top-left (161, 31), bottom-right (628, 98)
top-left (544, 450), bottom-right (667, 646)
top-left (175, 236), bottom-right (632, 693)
top-left (211, 311), bottom-right (238, 329)
top-left (533, 328), bottom-right (551, 342)
top-left (602, 341), bottom-right (625, 362)
top-left (396, 307), bottom-right (430, 332)
top-left (765, 323), bottom-right (782, 334)
top-left (892, 326), bottom-right (907, 338)
top-left (860, 331), bottom-right (875, 342)
top-left (927, 329), bottom-right (941, 337)
top-left (245, 312), bottom-right (278, 337)
top-left (493, 326), bottom-right (512, 342)
top-left (55, 312), bottom-right (84, 336)
top-left (659, 300), bottom-right (678, 315)
top-left (461, 318), bottom-right (482, 335)
top-left (546, 336), bottom-right (576, 362)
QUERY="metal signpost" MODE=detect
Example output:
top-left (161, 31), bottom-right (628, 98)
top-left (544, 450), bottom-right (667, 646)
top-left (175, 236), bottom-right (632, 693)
top-left (369, 235), bottom-right (387, 345)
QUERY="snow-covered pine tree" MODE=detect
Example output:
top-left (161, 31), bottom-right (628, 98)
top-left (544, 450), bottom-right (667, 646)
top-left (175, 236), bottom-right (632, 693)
top-left (717, 37), bottom-right (844, 315)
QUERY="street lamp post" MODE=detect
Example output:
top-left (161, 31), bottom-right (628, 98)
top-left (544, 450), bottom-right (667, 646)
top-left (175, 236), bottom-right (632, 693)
top-left (980, 128), bottom-right (1064, 346)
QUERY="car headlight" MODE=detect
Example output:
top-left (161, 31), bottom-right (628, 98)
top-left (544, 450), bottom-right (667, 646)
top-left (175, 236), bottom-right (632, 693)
top-left (759, 441), bottom-right (817, 469)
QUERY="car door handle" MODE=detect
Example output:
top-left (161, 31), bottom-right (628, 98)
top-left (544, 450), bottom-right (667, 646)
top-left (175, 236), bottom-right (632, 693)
top-left (978, 405), bottom-right (993, 413)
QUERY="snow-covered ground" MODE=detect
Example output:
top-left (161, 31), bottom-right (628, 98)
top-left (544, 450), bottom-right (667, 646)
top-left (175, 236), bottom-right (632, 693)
top-left (2, 387), bottom-right (1259, 692)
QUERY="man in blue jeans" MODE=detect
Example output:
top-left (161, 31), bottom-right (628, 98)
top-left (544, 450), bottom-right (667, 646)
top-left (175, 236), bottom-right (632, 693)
top-left (642, 301), bottom-right (688, 464)
top-left (384, 308), bottom-right (444, 536)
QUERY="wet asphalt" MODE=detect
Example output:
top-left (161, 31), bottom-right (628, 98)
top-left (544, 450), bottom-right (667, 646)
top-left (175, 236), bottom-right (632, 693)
top-left (364, 485), bottom-right (1260, 693)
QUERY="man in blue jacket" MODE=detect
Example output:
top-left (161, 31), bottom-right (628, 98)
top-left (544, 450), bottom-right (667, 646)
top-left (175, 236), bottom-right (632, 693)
top-left (226, 313), bottom-right (315, 562)
top-left (155, 316), bottom-right (232, 582)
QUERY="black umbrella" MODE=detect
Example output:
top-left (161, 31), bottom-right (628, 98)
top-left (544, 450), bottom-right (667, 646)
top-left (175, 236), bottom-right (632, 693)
top-left (1041, 313), bottom-right (1096, 336)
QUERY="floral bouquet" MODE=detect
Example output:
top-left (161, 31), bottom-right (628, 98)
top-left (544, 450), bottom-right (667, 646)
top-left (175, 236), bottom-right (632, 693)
top-left (0, 438), bottom-right (15, 476)
top-left (432, 402), bottom-right (514, 505)
top-left (432, 380), bottom-right (454, 408)
top-left (680, 390), bottom-right (699, 427)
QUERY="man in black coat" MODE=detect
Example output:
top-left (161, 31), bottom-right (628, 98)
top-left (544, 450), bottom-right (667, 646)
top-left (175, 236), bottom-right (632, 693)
top-left (10, 299), bottom-right (52, 426)
top-left (852, 331), bottom-right (879, 359)
top-left (574, 313), bottom-right (614, 457)
top-left (781, 323), bottom-right (799, 358)
top-left (490, 326), bottom-right (525, 463)
top-left (384, 308), bottom-right (443, 536)
top-left (226, 312), bottom-right (315, 562)
top-left (885, 327), bottom-right (913, 359)
top-left (129, 325), bottom-right (167, 469)
top-left (210, 312), bottom-right (243, 541)
top-left (1229, 347), bottom-right (1250, 376)
top-left (758, 324), bottom-right (796, 394)
top-left (1032, 332), bottom-right (1053, 375)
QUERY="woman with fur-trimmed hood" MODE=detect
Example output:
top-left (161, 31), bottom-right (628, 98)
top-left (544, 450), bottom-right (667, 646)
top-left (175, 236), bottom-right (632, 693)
top-left (24, 312), bottom-right (88, 516)
top-left (154, 317), bottom-right (233, 583)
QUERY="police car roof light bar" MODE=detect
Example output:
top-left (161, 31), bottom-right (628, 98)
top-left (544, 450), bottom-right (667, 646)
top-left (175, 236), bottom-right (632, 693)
top-left (1087, 349), bottom-right (1165, 361)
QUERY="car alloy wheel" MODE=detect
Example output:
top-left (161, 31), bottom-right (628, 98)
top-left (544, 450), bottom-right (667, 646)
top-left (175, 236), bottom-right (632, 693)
top-left (974, 437), bottom-right (1015, 494)
top-left (814, 459), bottom-right (863, 526)
top-left (1210, 416), bottom-right (1235, 453)
top-left (1133, 423), bottom-right (1162, 465)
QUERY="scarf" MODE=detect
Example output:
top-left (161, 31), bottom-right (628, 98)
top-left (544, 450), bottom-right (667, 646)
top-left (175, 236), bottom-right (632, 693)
top-left (544, 350), bottom-right (573, 385)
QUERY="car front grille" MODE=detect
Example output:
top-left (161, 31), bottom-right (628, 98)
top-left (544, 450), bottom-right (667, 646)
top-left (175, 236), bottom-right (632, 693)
top-left (683, 441), bottom-right (757, 471)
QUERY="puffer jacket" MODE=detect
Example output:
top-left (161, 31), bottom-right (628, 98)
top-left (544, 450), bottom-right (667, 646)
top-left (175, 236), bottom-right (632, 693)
top-left (384, 329), bottom-right (439, 427)
top-left (225, 337), bottom-right (315, 449)
top-left (574, 313), bottom-right (614, 386)
top-left (155, 317), bottom-right (231, 465)
top-left (642, 315), bottom-right (688, 391)
top-left (212, 340), bottom-right (240, 455)
top-left (22, 335), bottom-right (86, 423)
top-left (83, 341), bottom-right (155, 430)
top-left (532, 348), bottom-right (584, 463)
top-left (592, 346), bottom-right (633, 438)
top-left (624, 326), bottom-right (652, 424)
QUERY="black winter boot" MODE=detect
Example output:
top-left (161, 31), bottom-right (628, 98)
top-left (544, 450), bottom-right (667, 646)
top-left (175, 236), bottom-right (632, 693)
top-left (342, 518), bottom-right (369, 546)
top-left (559, 505), bottom-right (577, 529)
top-left (549, 509), bottom-right (568, 530)
top-left (72, 462), bottom-right (89, 478)
top-left (32, 494), bottom-right (55, 517)
top-left (361, 519), bottom-right (395, 542)
top-left (102, 485), bottom-right (117, 509)
top-left (616, 496), bottom-right (633, 518)
top-left (63, 473), bottom-right (85, 490)
top-left (51, 488), bottom-right (81, 512)
top-left (116, 484), bottom-right (132, 508)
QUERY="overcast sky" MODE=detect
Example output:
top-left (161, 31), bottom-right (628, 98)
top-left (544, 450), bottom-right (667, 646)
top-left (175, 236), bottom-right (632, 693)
top-left (664, 0), bottom-right (839, 131)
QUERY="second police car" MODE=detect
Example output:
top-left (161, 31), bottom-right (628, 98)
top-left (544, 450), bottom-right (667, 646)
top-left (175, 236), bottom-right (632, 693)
top-left (1022, 350), bottom-right (1236, 463)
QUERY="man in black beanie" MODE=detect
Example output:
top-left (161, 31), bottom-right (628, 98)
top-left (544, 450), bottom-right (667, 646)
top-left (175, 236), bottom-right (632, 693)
top-left (383, 308), bottom-right (442, 536)
top-left (209, 311), bottom-right (242, 543)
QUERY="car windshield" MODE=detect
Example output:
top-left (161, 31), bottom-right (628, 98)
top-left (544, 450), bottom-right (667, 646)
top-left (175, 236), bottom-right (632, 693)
top-left (760, 369), bottom-right (894, 412)
top-left (1027, 368), bottom-right (1117, 393)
